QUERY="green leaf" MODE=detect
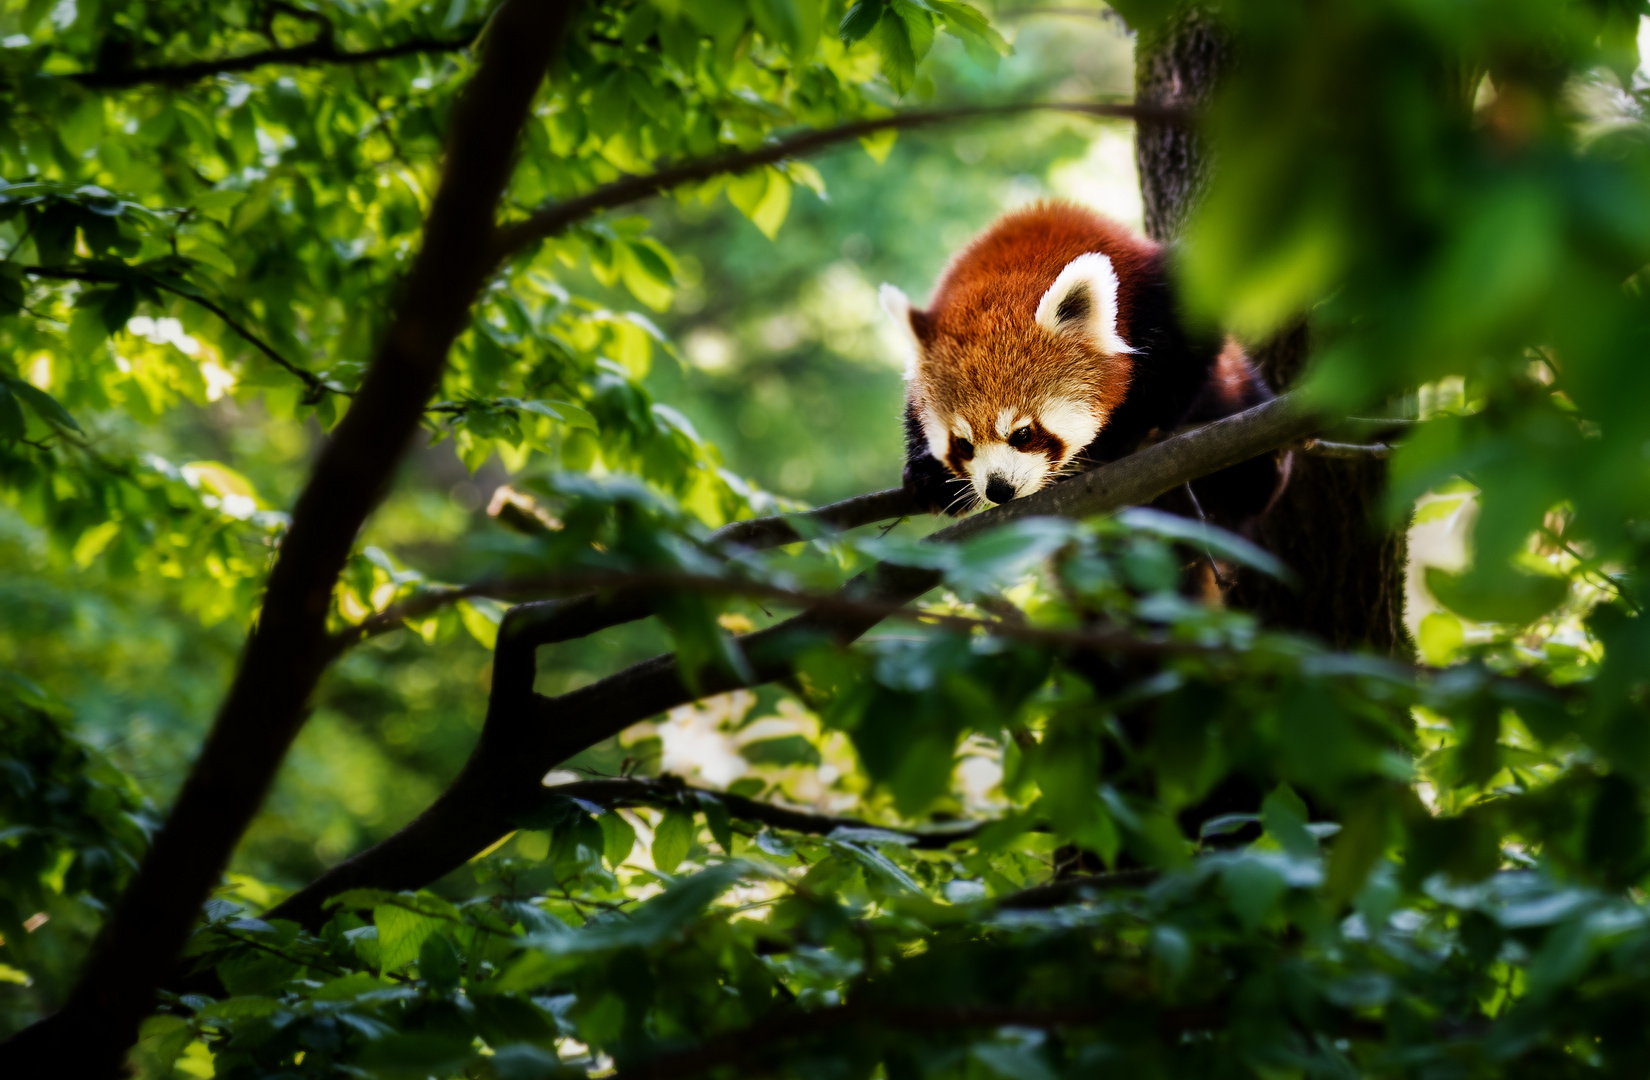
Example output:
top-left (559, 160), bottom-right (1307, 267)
top-left (1116, 507), bottom-right (1294, 583)
top-left (128, 1014), bottom-right (193, 1080)
top-left (740, 734), bottom-right (821, 766)
top-left (419, 930), bottom-right (462, 991)
top-left (1426, 565), bottom-right (1568, 626)
top-left (698, 793), bottom-right (734, 853)
top-left (458, 598), bottom-right (505, 649)
top-left (598, 809), bottom-right (637, 868)
top-left (749, 0), bottom-right (821, 59)
top-left (59, 95), bottom-right (104, 157)
top-left (470, 324), bottom-right (509, 391)
top-left (860, 126), bottom-right (898, 163)
top-left (309, 971), bottom-right (393, 1001)
top-left (357, 1032), bottom-right (476, 1078)
top-left (726, 167), bottom-right (791, 239)
top-left (1417, 610), bottom-right (1464, 666)
top-left (1260, 784), bottom-right (1316, 859)
top-left (374, 903), bottom-right (447, 972)
top-left (652, 806), bottom-right (695, 873)
top-left (840, 0), bottom-right (883, 42)
top-left (99, 284), bottom-right (138, 336)
top-left (0, 383), bottom-right (24, 442)
top-left (876, 9), bottom-right (918, 95)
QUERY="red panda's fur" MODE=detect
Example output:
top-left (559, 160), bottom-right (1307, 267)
top-left (887, 201), bottom-right (1283, 521)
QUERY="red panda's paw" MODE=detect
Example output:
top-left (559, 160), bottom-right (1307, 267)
top-left (903, 456), bottom-right (974, 516)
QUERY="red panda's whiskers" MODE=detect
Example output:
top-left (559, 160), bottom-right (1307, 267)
top-left (943, 486), bottom-right (981, 516)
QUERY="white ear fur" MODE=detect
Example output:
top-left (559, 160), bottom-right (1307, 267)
top-left (880, 283), bottom-right (924, 379)
top-left (1034, 253), bottom-right (1134, 356)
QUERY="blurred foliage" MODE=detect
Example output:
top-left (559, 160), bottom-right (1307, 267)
top-left (7, 0), bottom-right (1650, 1077)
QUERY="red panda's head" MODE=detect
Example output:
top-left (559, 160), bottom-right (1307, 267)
top-left (883, 204), bottom-right (1146, 509)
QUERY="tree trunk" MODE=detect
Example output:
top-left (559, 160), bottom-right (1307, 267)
top-left (1133, 10), bottom-right (1409, 655)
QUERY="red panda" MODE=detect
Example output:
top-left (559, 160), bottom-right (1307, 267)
top-left (882, 201), bottom-right (1281, 521)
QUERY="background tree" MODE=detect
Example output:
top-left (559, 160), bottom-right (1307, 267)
top-left (4, 1), bottom-right (1650, 1078)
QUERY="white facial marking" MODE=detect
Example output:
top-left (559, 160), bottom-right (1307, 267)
top-left (1038, 399), bottom-right (1103, 465)
top-left (920, 407), bottom-right (949, 461)
top-left (880, 283), bottom-right (923, 379)
top-left (953, 417), bottom-right (973, 442)
top-left (1034, 253), bottom-right (1135, 357)
top-left (995, 407), bottom-right (1028, 439)
top-left (967, 442), bottom-right (1053, 503)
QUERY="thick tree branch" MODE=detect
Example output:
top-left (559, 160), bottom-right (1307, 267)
top-left (0, 2), bottom-right (573, 1073)
top-left (68, 29), bottom-right (481, 90)
top-left (491, 102), bottom-right (1181, 261)
top-left (266, 393), bottom-right (1320, 928)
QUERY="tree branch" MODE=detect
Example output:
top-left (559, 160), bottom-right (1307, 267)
top-left (540, 776), bottom-right (988, 850)
top-left (264, 392), bottom-right (1320, 928)
top-left (18, 264), bottom-right (342, 404)
top-left (67, 29), bottom-right (481, 90)
top-left (0, 2), bottom-right (574, 1073)
top-left (327, 486), bottom-right (919, 654)
top-left (491, 101), bottom-right (1182, 261)
top-left (332, 566), bottom-right (1212, 659)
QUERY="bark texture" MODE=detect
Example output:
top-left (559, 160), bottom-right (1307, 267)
top-left (1133, 9), bottom-right (1409, 654)
top-left (1229, 327), bottom-right (1410, 651)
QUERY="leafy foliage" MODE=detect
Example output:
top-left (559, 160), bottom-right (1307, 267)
top-left (8, 0), bottom-right (1650, 1077)
top-left (0, 675), bottom-right (153, 1035)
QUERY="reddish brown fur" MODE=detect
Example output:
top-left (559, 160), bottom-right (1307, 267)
top-left (907, 202), bottom-right (1157, 440)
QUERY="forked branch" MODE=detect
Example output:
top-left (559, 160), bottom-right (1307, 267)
top-left (265, 392), bottom-right (1320, 927)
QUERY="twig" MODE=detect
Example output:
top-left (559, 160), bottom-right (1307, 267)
top-left (994, 868), bottom-right (1158, 909)
top-left (1294, 438), bottom-right (1392, 459)
top-left (1180, 482), bottom-right (1225, 588)
top-left (1537, 525), bottom-right (1641, 614)
top-left (18, 264), bottom-right (340, 403)
top-left (491, 101), bottom-right (1183, 261)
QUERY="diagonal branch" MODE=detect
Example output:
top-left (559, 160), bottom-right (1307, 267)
top-left (264, 392), bottom-right (1320, 928)
top-left (491, 101), bottom-right (1183, 261)
top-left (18, 263), bottom-right (342, 403)
top-left (68, 28), bottom-right (481, 90)
top-left (0, 2), bottom-right (575, 1074)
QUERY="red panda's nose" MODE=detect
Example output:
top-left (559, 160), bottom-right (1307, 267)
top-left (984, 476), bottom-right (1016, 505)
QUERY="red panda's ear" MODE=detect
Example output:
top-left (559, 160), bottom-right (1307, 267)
top-left (1034, 253), bottom-right (1135, 356)
top-left (880, 283), bottom-right (931, 376)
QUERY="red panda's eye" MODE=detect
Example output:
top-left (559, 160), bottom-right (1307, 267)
top-left (1008, 426), bottom-right (1033, 449)
top-left (954, 437), bottom-right (974, 459)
